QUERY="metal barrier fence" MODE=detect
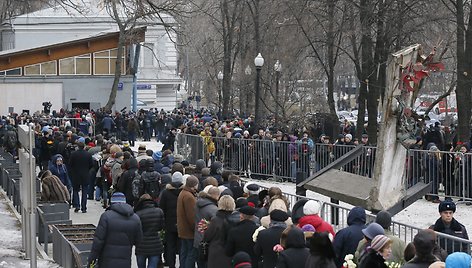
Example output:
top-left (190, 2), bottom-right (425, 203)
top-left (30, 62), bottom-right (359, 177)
top-left (407, 149), bottom-right (471, 201)
top-left (256, 184), bottom-right (472, 255)
top-left (176, 133), bottom-right (472, 201)
top-left (50, 117), bottom-right (95, 136)
top-left (174, 134), bottom-right (206, 165)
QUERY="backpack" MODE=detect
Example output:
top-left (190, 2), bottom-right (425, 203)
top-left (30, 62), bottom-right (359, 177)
top-left (142, 171), bottom-right (160, 200)
top-left (132, 171), bottom-right (143, 199)
top-left (102, 157), bottom-right (115, 185)
top-left (6, 131), bottom-right (17, 149)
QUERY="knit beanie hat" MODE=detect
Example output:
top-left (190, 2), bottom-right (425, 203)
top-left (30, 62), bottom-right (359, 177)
top-left (445, 252), bottom-right (471, 268)
top-left (301, 224), bottom-right (316, 233)
top-left (303, 200), bottom-right (321, 215)
top-left (110, 192), bottom-right (126, 204)
top-left (185, 175), bottom-right (199, 188)
top-left (375, 210), bottom-right (392, 230)
top-left (172, 171), bottom-right (183, 183)
top-left (370, 234), bottom-right (390, 252)
top-left (232, 251), bottom-right (252, 268)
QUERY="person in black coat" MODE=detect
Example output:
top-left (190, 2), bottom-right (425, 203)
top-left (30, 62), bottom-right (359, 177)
top-left (203, 195), bottom-right (235, 268)
top-left (117, 158), bottom-right (139, 206)
top-left (254, 210), bottom-right (288, 268)
top-left (304, 232), bottom-right (336, 268)
top-left (276, 226), bottom-right (309, 268)
top-left (159, 175), bottom-right (183, 268)
top-left (332, 206), bottom-right (366, 267)
top-left (134, 194), bottom-right (165, 268)
top-left (88, 192), bottom-right (143, 268)
top-left (69, 139), bottom-right (93, 213)
top-left (226, 206), bottom-right (259, 267)
top-left (429, 200), bottom-right (469, 254)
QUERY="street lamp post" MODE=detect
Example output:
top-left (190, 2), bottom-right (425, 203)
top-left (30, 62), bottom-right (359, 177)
top-left (244, 65), bottom-right (252, 116)
top-left (274, 60), bottom-right (282, 128)
top-left (254, 53), bottom-right (264, 128)
top-left (217, 71), bottom-right (223, 116)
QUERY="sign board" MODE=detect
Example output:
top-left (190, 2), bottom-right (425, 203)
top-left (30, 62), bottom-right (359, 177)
top-left (137, 84), bottom-right (152, 89)
top-left (118, 82), bottom-right (123, 91)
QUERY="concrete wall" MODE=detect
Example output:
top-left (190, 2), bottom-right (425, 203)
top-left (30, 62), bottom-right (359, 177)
top-left (0, 76), bottom-right (132, 114)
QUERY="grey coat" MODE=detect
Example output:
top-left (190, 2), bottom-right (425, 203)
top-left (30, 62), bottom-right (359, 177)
top-left (193, 196), bottom-right (218, 248)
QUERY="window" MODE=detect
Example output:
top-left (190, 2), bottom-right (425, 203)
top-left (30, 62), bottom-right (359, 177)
top-left (24, 61), bottom-right (57, 76)
top-left (59, 54), bottom-right (91, 75)
top-left (143, 43), bottom-right (154, 66)
top-left (0, 68), bottom-right (21, 76)
top-left (93, 48), bottom-right (125, 75)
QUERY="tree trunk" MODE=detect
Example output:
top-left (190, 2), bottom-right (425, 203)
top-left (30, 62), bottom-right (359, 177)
top-left (104, 30), bottom-right (125, 112)
top-left (326, 0), bottom-right (337, 116)
top-left (456, 0), bottom-right (472, 142)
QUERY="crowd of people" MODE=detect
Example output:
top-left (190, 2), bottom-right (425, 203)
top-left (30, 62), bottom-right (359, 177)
top-left (0, 105), bottom-right (472, 268)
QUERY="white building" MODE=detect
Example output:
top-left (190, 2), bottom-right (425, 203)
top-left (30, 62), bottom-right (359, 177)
top-left (6, 0), bottom-right (184, 111)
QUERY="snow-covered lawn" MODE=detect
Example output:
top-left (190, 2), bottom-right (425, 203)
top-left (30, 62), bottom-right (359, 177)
top-left (0, 192), bottom-right (60, 268)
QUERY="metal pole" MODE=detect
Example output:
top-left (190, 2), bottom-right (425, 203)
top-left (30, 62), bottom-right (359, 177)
top-left (275, 71), bottom-right (279, 128)
top-left (132, 44), bottom-right (141, 112)
top-left (255, 66), bottom-right (262, 128)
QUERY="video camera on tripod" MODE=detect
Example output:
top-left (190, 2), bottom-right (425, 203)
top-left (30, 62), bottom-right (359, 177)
top-left (42, 101), bottom-right (52, 114)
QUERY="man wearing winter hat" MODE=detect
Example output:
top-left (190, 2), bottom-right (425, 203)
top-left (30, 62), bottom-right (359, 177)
top-left (244, 183), bottom-right (260, 207)
top-left (374, 210), bottom-right (405, 263)
top-left (430, 200), bottom-right (469, 254)
top-left (176, 175), bottom-right (199, 268)
top-left (136, 144), bottom-right (152, 163)
top-left (69, 137), bottom-right (93, 213)
top-left (226, 205), bottom-right (259, 266)
top-left (159, 171), bottom-right (183, 268)
top-left (298, 200), bottom-right (335, 237)
top-left (88, 192), bottom-right (143, 268)
top-left (254, 209), bottom-right (289, 268)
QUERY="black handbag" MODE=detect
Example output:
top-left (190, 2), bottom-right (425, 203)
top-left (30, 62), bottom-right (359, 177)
top-left (198, 240), bottom-right (209, 262)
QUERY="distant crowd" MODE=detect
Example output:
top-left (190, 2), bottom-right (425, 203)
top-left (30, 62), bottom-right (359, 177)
top-left (0, 105), bottom-right (472, 268)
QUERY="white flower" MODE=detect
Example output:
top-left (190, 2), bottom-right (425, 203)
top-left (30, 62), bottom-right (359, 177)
top-left (252, 226), bottom-right (265, 242)
top-left (344, 254), bottom-right (354, 261)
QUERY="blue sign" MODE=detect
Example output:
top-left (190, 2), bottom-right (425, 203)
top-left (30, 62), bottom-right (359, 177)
top-left (118, 82), bottom-right (123, 90)
top-left (137, 84), bottom-right (152, 89)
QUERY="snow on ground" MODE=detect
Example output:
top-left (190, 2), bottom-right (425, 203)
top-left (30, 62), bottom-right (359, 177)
top-left (0, 192), bottom-right (60, 268)
top-left (247, 179), bottom-right (472, 234)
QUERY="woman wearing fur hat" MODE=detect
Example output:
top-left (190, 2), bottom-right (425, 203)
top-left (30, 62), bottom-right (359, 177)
top-left (358, 234), bottom-right (391, 268)
top-left (203, 195), bottom-right (236, 268)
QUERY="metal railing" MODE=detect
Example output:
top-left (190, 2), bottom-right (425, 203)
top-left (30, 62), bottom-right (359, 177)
top-left (176, 133), bottom-right (472, 201)
top-left (50, 117), bottom-right (95, 136)
top-left (256, 183), bottom-right (472, 255)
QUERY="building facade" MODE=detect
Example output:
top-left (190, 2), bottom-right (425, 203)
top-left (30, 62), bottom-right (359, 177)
top-left (5, 0), bottom-right (183, 111)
